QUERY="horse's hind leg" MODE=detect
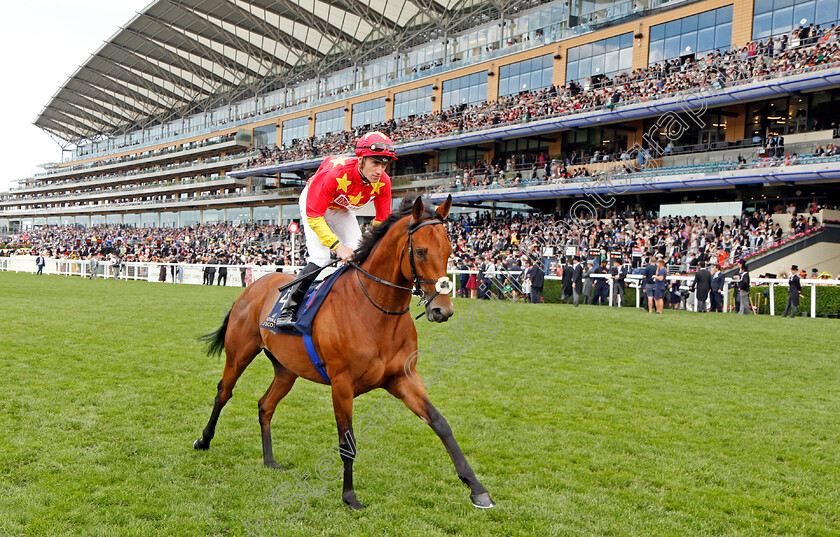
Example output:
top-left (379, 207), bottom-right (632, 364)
top-left (386, 375), bottom-right (495, 509)
top-left (258, 350), bottom-right (298, 470)
top-left (194, 339), bottom-right (261, 450)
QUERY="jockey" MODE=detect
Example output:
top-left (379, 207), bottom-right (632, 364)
top-left (275, 131), bottom-right (396, 329)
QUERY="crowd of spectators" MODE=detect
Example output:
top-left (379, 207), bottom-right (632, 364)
top-left (443, 208), bottom-right (821, 275)
top-left (6, 203), bottom-right (831, 282)
top-left (2, 223), bottom-right (306, 269)
top-left (235, 32), bottom-right (840, 174)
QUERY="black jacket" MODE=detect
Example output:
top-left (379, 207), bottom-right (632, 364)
top-left (572, 263), bottom-right (583, 288)
top-left (528, 264), bottom-right (545, 288)
top-left (694, 269), bottom-right (711, 298)
top-left (738, 270), bottom-right (750, 291)
top-left (561, 265), bottom-right (574, 293)
top-left (711, 271), bottom-right (724, 293)
top-left (789, 273), bottom-right (801, 294)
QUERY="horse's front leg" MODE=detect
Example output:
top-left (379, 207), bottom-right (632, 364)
top-left (386, 375), bottom-right (495, 508)
top-left (330, 375), bottom-right (364, 510)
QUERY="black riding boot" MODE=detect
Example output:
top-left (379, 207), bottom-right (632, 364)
top-left (276, 262), bottom-right (323, 330)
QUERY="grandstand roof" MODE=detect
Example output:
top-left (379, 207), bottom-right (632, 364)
top-left (35, 0), bottom-right (549, 144)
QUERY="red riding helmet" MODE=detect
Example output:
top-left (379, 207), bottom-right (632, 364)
top-left (355, 131), bottom-right (397, 161)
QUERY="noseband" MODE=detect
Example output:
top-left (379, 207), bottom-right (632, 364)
top-left (349, 217), bottom-right (452, 317)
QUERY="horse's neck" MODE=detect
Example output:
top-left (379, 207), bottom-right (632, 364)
top-left (357, 225), bottom-right (412, 311)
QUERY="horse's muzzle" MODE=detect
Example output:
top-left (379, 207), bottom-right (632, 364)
top-left (426, 301), bottom-right (453, 323)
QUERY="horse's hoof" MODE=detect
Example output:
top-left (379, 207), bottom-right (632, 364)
top-left (193, 438), bottom-right (209, 450)
top-left (343, 496), bottom-right (366, 510)
top-left (264, 461), bottom-right (286, 471)
top-left (470, 492), bottom-right (496, 509)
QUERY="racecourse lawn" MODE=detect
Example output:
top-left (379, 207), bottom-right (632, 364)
top-left (0, 271), bottom-right (838, 537)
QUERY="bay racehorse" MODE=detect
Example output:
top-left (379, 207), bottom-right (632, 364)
top-left (195, 194), bottom-right (495, 510)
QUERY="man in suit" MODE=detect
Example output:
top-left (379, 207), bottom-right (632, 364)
top-left (582, 260), bottom-right (595, 305)
top-left (693, 261), bottom-right (712, 312)
top-left (527, 257), bottom-right (545, 304)
top-left (571, 256), bottom-right (583, 307)
top-left (592, 263), bottom-right (609, 305)
top-left (611, 258), bottom-right (627, 307)
top-left (709, 264), bottom-right (724, 312)
top-left (206, 255), bottom-right (217, 286)
top-left (561, 261), bottom-right (574, 303)
top-left (781, 264), bottom-right (802, 318)
top-left (216, 255), bottom-right (228, 286)
top-left (35, 252), bottom-right (46, 275)
top-left (737, 259), bottom-right (751, 314)
top-left (458, 258), bottom-right (470, 298)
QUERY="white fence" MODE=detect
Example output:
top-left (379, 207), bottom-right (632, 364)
top-left (3, 256), bottom-right (838, 317)
top-left (0, 255), bottom-right (300, 288)
top-left (447, 270), bottom-right (839, 317)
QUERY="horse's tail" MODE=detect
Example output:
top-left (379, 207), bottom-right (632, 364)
top-left (199, 308), bottom-right (231, 357)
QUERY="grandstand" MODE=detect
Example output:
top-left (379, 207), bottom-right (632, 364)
top-left (2, 0), bottom-right (840, 233)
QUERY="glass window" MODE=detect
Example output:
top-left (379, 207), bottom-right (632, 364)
top-left (650, 5), bottom-right (733, 64)
top-left (755, 0), bottom-right (775, 13)
top-left (566, 32), bottom-right (634, 83)
top-left (816, 0), bottom-right (839, 24)
top-left (314, 107), bottom-right (344, 138)
top-left (352, 98), bottom-right (386, 128)
top-left (442, 72), bottom-right (487, 109)
top-left (499, 55), bottom-right (554, 97)
top-left (282, 116), bottom-right (309, 148)
top-left (754, 0), bottom-right (837, 38)
top-left (753, 12), bottom-right (773, 39)
top-left (394, 85), bottom-right (432, 119)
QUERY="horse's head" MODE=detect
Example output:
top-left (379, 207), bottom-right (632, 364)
top-left (402, 195), bottom-right (454, 323)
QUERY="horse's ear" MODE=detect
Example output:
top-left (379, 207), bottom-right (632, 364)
top-left (436, 195), bottom-right (452, 220)
top-left (412, 195), bottom-right (425, 222)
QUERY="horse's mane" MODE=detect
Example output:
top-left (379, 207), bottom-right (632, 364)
top-left (354, 193), bottom-right (437, 265)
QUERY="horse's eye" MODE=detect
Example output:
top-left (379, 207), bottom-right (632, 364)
top-left (415, 248), bottom-right (426, 259)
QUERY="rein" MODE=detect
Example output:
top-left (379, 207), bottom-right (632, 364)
top-left (349, 217), bottom-right (451, 318)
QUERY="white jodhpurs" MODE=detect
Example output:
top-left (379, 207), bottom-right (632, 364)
top-left (299, 185), bottom-right (363, 267)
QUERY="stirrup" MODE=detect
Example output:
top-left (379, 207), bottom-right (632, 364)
top-left (275, 308), bottom-right (298, 329)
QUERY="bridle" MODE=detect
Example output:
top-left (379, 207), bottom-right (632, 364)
top-left (349, 217), bottom-right (452, 317)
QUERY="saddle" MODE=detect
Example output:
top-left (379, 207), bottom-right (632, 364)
top-left (260, 264), bottom-right (349, 337)
top-left (259, 264), bottom-right (350, 384)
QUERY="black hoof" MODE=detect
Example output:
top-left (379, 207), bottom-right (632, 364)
top-left (470, 492), bottom-right (496, 509)
top-left (343, 495), bottom-right (366, 510)
top-left (193, 438), bottom-right (210, 450)
top-left (264, 460), bottom-right (286, 471)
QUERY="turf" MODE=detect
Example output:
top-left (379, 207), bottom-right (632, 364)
top-left (0, 271), bottom-right (838, 537)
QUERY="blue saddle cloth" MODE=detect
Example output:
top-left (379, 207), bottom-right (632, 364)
top-left (259, 264), bottom-right (349, 384)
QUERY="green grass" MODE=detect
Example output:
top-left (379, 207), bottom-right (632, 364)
top-left (1, 271), bottom-right (839, 537)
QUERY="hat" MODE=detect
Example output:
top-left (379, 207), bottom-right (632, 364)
top-left (811, 268), bottom-right (818, 273)
top-left (791, 264), bottom-right (798, 270)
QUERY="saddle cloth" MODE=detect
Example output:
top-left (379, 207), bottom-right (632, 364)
top-left (259, 264), bottom-right (349, 384)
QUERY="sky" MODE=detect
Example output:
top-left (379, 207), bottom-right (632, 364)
top-left (0, 1), bottom-right (152, 192)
